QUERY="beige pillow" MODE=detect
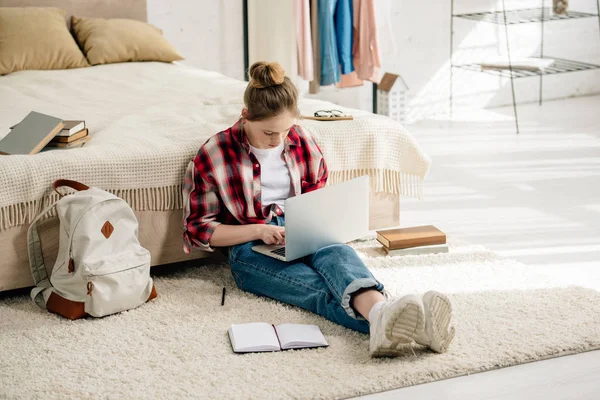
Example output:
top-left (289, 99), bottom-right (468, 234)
top-left (71, 16), bottom-right (184, 65)
top-left (0, 7), bottom-right (89, 75)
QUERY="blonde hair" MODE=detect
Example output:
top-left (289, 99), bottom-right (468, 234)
top-left (244, 61), bottom-right (299, 121)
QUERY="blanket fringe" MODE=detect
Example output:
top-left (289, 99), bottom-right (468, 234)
top-left (1, 170), bottom-right (422, 232)
top-left (0, 184), bottom-right (183, 232)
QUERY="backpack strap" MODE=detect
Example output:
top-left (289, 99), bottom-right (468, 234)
top-left (27, 200), bottom-right (60, 308)
top-left (53, 179), bottom-right (89, 197)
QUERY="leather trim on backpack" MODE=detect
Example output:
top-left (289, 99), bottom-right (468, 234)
top-left (46, 292), bottom-right (87, 320)
top-left (101, 221), bottom-right (114, 239)
top-left (52, 179), bottom-right (90, 197)
top-left (147, 284), bottom-right (158, 301)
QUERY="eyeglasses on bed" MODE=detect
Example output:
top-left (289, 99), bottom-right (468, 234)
top-left (313, 110), bottom-right (348, 118)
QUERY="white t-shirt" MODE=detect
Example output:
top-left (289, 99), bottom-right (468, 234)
top-left (249, 142), bottom-right (292, 211)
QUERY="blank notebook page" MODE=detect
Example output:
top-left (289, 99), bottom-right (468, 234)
top-left (275, 324), bottom-right (328, 349)
top-left (229, 323), bottom-right (280, 352)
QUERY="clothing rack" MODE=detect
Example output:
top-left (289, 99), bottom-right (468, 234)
top-left (242, 0), bottom-right (379, 114)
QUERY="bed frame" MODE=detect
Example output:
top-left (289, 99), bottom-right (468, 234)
top-left (0, 0), bottom-right (400, 292)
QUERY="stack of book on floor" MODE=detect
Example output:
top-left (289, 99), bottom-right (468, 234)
top-left (376, 225), bottom-right (448, 256)
top-left (0, 111), bottom-right (90, 155)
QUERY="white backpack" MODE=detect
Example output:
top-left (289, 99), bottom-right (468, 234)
top-left (28, 180), bottom-right (157, 319)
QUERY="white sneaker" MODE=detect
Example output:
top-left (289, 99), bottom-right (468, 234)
top-left (415, 291), bottom-right (455, 353)
top-left (369, 295), bottom-right (425, 357)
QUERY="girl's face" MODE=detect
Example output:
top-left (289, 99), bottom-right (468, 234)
top-left (242, 109), bottom-right (296, 149)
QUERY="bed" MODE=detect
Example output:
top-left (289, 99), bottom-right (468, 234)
top-left (0, 0), bottom-right (431, 292)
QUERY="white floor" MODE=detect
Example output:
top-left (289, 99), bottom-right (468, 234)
top-left (358, 95), bottom-right (600, 400)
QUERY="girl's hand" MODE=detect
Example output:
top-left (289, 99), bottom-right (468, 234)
top-left (258, 225), bottom-right (286, 245)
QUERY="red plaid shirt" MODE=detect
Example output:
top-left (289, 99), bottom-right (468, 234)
top-left (182, 119), bottom-right (328, 253)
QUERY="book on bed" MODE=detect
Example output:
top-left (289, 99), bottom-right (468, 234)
top-left (11, 119), bottom-right (86, 136)
top-left (45, 134), bottom-right (92, 149)
top-left (49, 129), bottom-right (89, 144)
top-left (228, 323), bottom-right (328, 353)
top-left (55, 121), bottom-right (86, 137)
top-left (0, 111), bottom-right (64, 155)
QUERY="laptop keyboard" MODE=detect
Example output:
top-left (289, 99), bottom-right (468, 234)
top-left (271, 247), bottom-right (286, 257)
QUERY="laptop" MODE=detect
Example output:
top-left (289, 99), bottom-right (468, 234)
top-left (252, 175), bottom-right (369, 262)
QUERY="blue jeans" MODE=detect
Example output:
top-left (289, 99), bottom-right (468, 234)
top-left (228, 216), bottom-right (384, 333)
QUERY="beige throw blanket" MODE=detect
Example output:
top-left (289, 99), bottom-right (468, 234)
top-left (0, 62), bottom-right (430, 231)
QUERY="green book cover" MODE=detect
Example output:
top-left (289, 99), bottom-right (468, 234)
top-left (0, 111), bottom-right (64, 155)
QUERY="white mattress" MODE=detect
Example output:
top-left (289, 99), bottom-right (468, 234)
top-left (0, 62), bottom-right (430, 231)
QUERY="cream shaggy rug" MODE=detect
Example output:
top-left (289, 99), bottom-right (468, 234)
top-left (1, 238), bottom-right (600, 400)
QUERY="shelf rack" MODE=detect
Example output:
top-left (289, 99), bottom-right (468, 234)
top-left (450, 0), bottom-right (600, 133)
top-left (457, 7), bottom-right (598, 24)
top-left (455, 57), bottom-right (600, 78)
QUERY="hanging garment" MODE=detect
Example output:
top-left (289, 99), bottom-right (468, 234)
top-left (319, 0), bottom-right (340, 86)
top-left (354, 0), bottom-right (381, 81)
top-left (337, 0), bottom-right (382, 87)
top-left (337, 70), bottom-right (364, 88)
top-left (319, 0), bottom-right (354, 86)
top-left (309, 0), bottom-right (321, 93)
top-left (335, 0), bottom-right (354, 75)
top-left (295, 0), bottom-right (314, 81)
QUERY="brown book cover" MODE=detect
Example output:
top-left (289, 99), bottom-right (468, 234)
top-left (45, 134), bottom-right (92, 149)
top-left (50, 129), bottom-right (88, 143)
top-left (376, 225), bottom-right (446, 250)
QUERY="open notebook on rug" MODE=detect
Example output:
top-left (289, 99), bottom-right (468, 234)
top-left (228, 323), bottom-right (328, 353)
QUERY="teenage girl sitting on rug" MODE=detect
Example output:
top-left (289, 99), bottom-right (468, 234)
top-left (182, 61), bottom-right (455, 356)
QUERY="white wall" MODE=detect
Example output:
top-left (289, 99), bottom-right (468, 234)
top-left (148, 0), bottom-right (600, 123)
top-left (247, 0), bottom-right (298, 79)
top-left (147, 0), bottom-right (244, 80)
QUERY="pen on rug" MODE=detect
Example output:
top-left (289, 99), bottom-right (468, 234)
top-left (221, 287), bottom-right (226, 306)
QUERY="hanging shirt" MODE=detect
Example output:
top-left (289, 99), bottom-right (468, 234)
top-left (295, 0), bottom-right (314, 81)
top-left (337, 0), bottom-right (382, 88)
top-left (319, 0), bottom-right (341, 86)
top-left (320, 0), bottom-right (355, 86)
top-left (353, 0), bottom-right (382, 81)
top-left (335, 0), bottom-right (354, 75)
top-left (249, 142), bottom-right (292, 211)
top-left (309, 0), bottom-right (321, 93)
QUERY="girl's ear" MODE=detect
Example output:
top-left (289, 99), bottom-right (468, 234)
top-left (241, 108), bottom-right (249, 122)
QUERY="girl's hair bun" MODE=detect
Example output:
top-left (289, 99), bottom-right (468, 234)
top-left (248, 61), bottom-right (286, 89)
